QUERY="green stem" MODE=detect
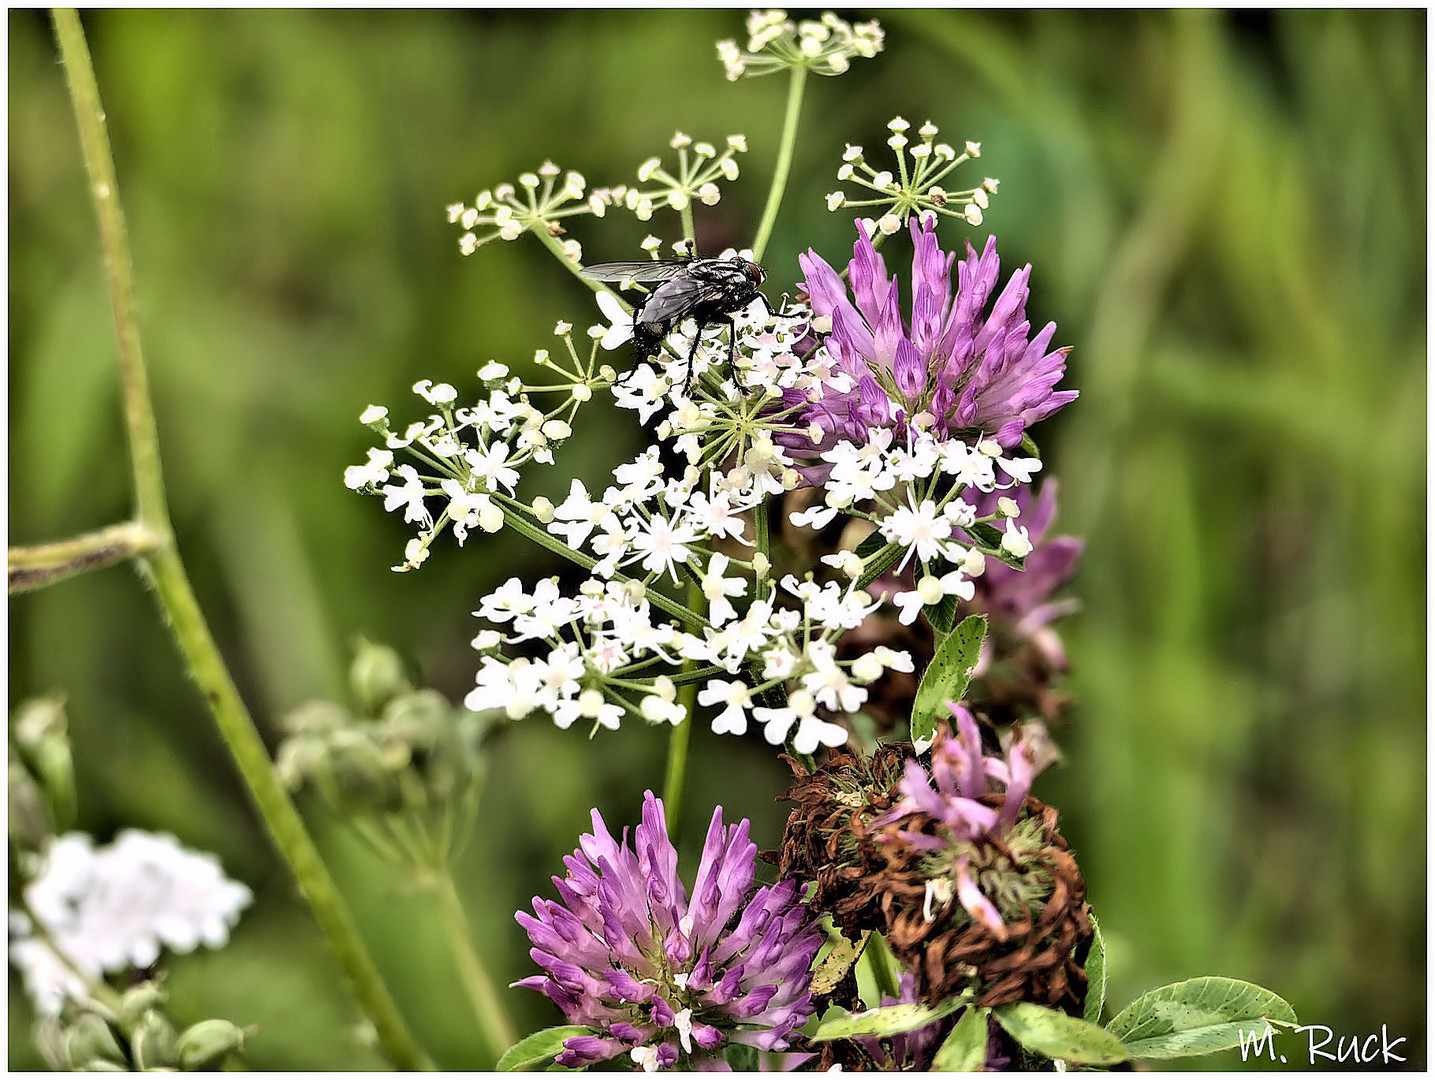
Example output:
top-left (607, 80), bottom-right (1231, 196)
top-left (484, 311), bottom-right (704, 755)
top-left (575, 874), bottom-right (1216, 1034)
top-left (8, 521), bottom-right (164, 593)
top-left (426, 866), bottom-right (518, 1065)
top-left (753, 499), bottom-right (771, 602)
top-left (50, 10), bottom-right (430, 1070)
top-left (751, 65), bottom-right (808, 263)
top-left (531, 223), bottom-right (629, 311)
top-left (855, 541), bottom-right (904, 592)
top-left (662, 580), bottom-right (707, 835)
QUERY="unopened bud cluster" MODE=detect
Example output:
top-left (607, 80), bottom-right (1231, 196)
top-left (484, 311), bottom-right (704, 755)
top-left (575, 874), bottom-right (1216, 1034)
top-left (826, 117), bottom-right (998, 233)
top-left (33, 981), bottom-right (246, 1072)
top-left (625, 132), bottom-right (748, 221)
top-left (447, 135), bottom-right (747, 257)
top-left (9, 696), bottom-right (75, 853)
top-left (717, 10), bottom-right (883, 80)
top-left (276, 640), bottom-right (495, 867)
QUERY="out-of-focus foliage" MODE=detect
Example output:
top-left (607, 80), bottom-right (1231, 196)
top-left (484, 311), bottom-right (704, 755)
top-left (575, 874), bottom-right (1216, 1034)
top-left (8, 9), bottom-right (1423, 1070)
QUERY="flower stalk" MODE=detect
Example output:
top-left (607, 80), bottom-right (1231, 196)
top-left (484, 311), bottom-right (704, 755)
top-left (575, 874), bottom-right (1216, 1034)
top-left (661, 580), bottom-right (707, 834)
top-left (424, 866), bottom-right (518, 1065)
top-left (751, 65), bottom-right (807, 262)
top-left (8, 522), bottom-right (165, 593)
top-left (49, 9), bottom-right (430, 1071)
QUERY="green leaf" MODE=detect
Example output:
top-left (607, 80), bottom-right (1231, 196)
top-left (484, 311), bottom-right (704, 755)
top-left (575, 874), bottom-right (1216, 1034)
top-left (854, 529), bottom-right (887, 559)
top-left (811, 993), bottom-right (968, 1041)
top-left (910, 614), bottom-right (987, 744)
top-left (1106, 977), bottom-right (1298, 1060)
top-left (1019, 432), bottom-right (1042, 459)
top-left (811, 930), bottom-right (871, 996)
top-left (993, 1002), bottom-right (1131, 1066)
top-left (963, 521), bottom-right (1026, 571)
top-left (932, 1006), bottom-right (990, 1071)
top-left (1083, 912), bottom-right (1107, 1025)
top-left (496, 1026), bottom-right (597, 1072)
top-left (925, 588), bottom-right (960, 634)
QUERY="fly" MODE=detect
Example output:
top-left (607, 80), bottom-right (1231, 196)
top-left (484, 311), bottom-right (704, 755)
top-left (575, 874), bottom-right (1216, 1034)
top-left (582, 243), bottom-right (783, 391)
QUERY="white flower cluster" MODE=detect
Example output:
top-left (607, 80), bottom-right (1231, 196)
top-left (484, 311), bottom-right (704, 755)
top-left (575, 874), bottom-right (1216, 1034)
top-left (352, 228), bottom-right (1043, 753)
top-left (466, 567), bottom-right (912, 754)
top-left (827, 117), bottom-right (998, 233)
top-left (344, 326), bottom-right (611, 571)
top-left (717, 10), bottom-right (884, 80)
top-left (10, 831), bottom-right (253, 1016)
top-left (791, 426), bottom-right (1042, 624)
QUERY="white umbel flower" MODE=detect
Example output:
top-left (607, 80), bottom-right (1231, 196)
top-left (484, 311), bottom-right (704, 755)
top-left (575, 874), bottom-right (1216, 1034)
top-left (10, 831), bottom-right (253, 1015)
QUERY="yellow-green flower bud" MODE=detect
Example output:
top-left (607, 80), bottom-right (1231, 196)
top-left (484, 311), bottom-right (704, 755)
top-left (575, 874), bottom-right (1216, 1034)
top-left (349, 639), bottom-right (412, 716)
top-left (12, 696), bottom-right (75, 831)
top-left (63, 1014), bottom-right (126, 1071)
top-left (175, 1018), bottom-right (246, 1071)
top-left (127, 1010), bottom-right (177, 1071)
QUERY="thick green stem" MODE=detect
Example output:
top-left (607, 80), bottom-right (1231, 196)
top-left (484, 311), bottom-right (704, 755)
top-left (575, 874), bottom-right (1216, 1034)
top-left (426, 867), bottom-right (518, 1066)
top-left (751, 65), bottom-right (808, 263)
top-left (8, 522), bottom-right (164, 593)
top-left (50, 10), bottom-right (430, 1070)
top-left (662, 580), bottom-right (707, 836)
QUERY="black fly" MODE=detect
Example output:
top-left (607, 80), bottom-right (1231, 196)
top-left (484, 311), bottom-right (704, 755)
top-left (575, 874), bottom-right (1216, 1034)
top-left (582, 244), bottom-right (780, 391)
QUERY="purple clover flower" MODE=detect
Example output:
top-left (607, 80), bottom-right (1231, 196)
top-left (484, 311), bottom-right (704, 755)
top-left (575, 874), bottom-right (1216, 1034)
top-left (874, 704), bottom-right (1035, 933)
top-left (514, 791), bottom-right (822, 1071)
top-left (788, 216), bottom-right (1076, 457)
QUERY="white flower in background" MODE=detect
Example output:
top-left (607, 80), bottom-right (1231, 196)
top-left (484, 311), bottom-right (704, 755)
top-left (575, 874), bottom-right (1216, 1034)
top-left (10, 831), bottom-right (252, 1016)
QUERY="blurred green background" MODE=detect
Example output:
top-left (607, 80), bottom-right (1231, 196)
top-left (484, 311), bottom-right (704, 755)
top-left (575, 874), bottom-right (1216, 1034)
top-left (8, 8), bottom-right (1424, 1070)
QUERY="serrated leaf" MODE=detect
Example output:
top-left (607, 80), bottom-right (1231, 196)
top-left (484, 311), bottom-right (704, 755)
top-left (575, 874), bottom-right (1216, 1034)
top-left (910, 615), bottom-right (987, 745)
top-left (932, 1006), bottom-right (990, 1071)
top-left (811, 994), bottom-right (968, 1041)
top-left (811, 930), bottom-right (871, 996)
top-left (993, 1002), bottom-right (1131, 1066)
top-left (1083, 912), bottom-right (1107, 1025)
top-left (1106, 977), bottom-right (1298, 1060)
top-left (497, 1026), bottom-right (597, 1072)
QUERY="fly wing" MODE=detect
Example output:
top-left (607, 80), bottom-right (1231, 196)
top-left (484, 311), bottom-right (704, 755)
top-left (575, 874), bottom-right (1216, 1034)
top-left (638, 273), bottom-right (721, 324)
top-left (581, 260), bottom-right (690, 285)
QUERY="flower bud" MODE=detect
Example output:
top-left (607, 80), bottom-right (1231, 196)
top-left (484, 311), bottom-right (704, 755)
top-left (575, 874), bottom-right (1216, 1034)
top-left (12, 696), bottom-right (76, 832)
top-left (127, 1009), bottom-right (178, 1071)
top-left (176, 1019), bottom-right (247, 1070)
top-left (531, 496), bottom-right (556, 523)
top-left (852, 653), bottom-right (883, 682)
top-left (9, 749), bottom-right (52, 851)
top-left (64, 1013), bottom-right (126, 1070)
top-left (349, 640), bottom-right (412, 716)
